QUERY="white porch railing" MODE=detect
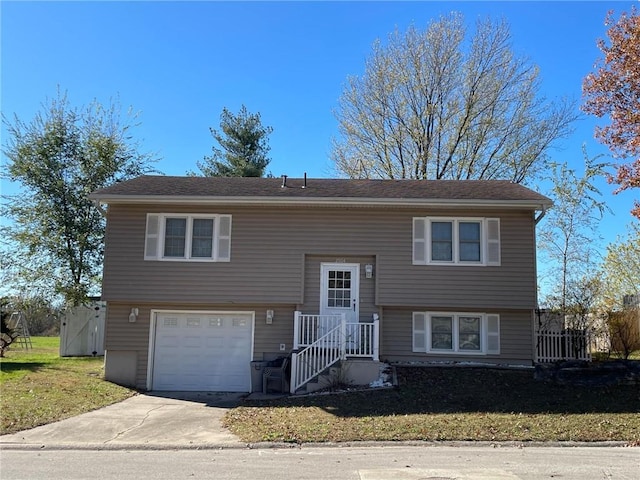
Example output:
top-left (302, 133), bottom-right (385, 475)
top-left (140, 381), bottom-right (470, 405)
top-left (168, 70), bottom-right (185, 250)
top-left (291, 314), bottom-right (344, 394)
top-left (344, 322), bottom-right (378, 358)
top-left (295, 313), bottom-right (343, 347)
top-left (535, 330), bottom-right (592, 363)
top-left (290, 311), bottom-right (380, 393)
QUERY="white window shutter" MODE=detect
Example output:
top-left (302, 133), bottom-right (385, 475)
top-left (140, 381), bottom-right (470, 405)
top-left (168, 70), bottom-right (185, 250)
top-left (413, 218), bottom-right (426, 264)
top-left (486, 314), bottom-right (500, 354)
top-left (412, 312), bottom-right (427, 352)
top-left (486, 218), bottom-right (500, 266)
top-left (216, 215), bottom-right (232, 261)
top-left (144, 214), bottom-right (160, 260)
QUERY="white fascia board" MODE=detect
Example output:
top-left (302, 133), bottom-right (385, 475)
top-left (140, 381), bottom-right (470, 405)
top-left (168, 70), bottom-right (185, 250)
top-left (90, 194), bottom-right (552, 210)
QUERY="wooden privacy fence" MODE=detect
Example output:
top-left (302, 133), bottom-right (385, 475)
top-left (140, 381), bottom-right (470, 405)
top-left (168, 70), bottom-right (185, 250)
top-left (535, 329), bottom-right (592, 363)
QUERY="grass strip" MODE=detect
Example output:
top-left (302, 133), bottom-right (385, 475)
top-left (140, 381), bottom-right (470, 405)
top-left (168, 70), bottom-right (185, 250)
top-left (224, 367), bottom-right (640, 443)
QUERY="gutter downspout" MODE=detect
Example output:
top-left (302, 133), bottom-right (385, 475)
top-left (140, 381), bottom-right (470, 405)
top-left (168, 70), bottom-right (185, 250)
top-left (533, 203), bottom-right (547, 363)
top-left (534, 205), bottom-right (547, 225)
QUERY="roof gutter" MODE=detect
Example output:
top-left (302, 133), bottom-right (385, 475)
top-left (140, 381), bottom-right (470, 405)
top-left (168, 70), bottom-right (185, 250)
top-left (89, 194), bottom-right (552, 210)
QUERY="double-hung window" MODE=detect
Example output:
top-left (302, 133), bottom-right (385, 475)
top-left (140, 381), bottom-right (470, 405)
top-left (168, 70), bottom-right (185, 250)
top-left (413, 217), bottom-right (500, 266)
top-left (144, 213), bottom-right (231, 262)
top-left (412, 312), bottom-right (500, 355)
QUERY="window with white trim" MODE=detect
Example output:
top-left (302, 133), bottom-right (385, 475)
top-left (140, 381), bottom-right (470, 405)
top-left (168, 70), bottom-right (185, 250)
top-left (412, 312), bottom-right (500, 355)
top-left (144, 214), bottom-right (232, 262)
top-left (413, 217), bottom-right (500, 266)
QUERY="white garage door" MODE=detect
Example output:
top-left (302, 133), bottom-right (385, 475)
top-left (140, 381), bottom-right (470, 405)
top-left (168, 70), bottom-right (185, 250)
top-left (151, 311), bottom-right (253, 392)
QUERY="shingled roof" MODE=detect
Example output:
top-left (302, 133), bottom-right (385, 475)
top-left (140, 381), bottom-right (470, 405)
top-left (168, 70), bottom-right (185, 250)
top-left (90, 175), bottom-right (551, 209)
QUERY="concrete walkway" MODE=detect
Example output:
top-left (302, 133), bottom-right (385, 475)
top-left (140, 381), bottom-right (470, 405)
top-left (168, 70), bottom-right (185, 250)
top-left (0, 392), bottom-right (247, 449)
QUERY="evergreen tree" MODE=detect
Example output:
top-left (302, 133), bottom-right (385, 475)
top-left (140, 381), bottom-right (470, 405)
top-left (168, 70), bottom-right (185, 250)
top-left (195, 105), bottom-right (273, 177)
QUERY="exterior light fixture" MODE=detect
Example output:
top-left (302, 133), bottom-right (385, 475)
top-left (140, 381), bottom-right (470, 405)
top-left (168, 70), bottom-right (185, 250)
top-left (365, 264), bottom-right (373, 278)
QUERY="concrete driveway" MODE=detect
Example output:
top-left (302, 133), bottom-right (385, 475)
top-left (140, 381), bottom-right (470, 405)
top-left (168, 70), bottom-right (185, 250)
top-left (0, 392), bottom-right (246, 449)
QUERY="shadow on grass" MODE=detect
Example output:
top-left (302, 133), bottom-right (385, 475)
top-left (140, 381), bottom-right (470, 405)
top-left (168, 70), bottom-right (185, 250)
top-left (0, 361), bottom-right (46, 375)
top-left (244, 367), bottom-right (640, 416)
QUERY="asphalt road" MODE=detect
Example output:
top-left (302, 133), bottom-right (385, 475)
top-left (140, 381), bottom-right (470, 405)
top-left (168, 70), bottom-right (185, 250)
top-left (1, 445), bottom-right (638, 480)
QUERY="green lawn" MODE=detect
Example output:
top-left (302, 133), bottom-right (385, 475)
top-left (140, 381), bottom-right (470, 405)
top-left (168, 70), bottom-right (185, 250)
top-left (224, 366), bottom-right (640, 444)
top-left (2, 339), bottom-right (638, 444)
top-left (0, 337), bottom-right (136, 435)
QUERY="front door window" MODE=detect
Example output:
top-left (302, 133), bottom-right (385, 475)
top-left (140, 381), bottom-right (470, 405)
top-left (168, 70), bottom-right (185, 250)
top-left (327, 270), bottom-right (352, 308)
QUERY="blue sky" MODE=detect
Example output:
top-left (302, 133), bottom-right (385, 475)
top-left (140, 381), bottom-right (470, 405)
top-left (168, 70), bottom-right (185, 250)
top-left (1, 2), bottom-right (638, 257)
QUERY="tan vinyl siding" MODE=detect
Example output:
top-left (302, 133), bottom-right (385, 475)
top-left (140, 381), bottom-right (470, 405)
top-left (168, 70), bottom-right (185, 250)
top-left (380, 308), bottom-right (533, 365)
top-left (103, 204), bottom-right (537, 310)
top-left (105, 302), bottom-right (296, 389)
top-left (103, 202), bottom-right (540, 383)
top-left (377, 210), bottom-right (537, 309)
top-left (104, 303), bottom-right (151, 390)
top-left (251, 306), bottom-right (296, 360)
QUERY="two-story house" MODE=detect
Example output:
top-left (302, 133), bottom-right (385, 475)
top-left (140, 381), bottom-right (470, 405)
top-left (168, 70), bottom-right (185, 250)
top-left (90, 175), bottom-right (551, 393)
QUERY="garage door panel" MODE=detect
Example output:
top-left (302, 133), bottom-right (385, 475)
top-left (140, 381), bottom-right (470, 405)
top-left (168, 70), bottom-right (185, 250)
top-left (229, 345), bottom-right (246, 354)
top-left (155, 355), bottom-right (180, 367)
top-left (159, 374), bottom-right (200, 390)
top-left (205, 336), bottom-right (225, 348)
top-left (224, 378), bottom-right (247, 391)
top-left (152, 312), bottom-right (252, 392)
top-left (181, 357), bottom-right (201, 370)
top-left (161, 317), bottom-right (179, 327)
top-left (181, 336), bottom-right (204, 348)
top-left (185, 316), bottom-right (202, 326)
top-left (156, 335), bottom-right (181, 347)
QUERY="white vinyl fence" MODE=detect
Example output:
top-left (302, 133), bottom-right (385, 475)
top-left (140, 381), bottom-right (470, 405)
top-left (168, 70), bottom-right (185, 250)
top-left (535, 329), bottom-right (592, 363)
top-left (60, 301), bottom-right (106, 357)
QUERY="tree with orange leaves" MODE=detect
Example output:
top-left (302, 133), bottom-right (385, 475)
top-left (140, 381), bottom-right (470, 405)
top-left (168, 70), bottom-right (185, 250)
top-left (583, 7), bottom-right (640, 219)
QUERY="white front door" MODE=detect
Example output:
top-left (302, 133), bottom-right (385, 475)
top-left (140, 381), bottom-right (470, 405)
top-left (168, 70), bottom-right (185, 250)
top-left (320, 263), bottom-right (360, 324)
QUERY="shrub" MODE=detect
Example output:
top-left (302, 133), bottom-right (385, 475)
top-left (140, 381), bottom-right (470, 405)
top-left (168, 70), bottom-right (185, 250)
top-left (609, 308), bottom-right (640, 359)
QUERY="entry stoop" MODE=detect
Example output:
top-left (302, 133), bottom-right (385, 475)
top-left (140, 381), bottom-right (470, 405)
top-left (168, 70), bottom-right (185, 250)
top-left (301, 360), bottom-right (389, 394)
top-left (342, 359), bottom-right (387, 385)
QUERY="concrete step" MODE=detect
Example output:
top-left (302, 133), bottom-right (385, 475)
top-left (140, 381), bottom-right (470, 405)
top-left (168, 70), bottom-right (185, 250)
top-left (304, 370), bottom-right (337, 393)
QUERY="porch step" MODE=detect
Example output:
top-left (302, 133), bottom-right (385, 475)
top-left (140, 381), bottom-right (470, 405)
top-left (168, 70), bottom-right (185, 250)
top-left (303, 371), bottom-right (336, 393)
top-left (294, 364), bottom-right (343, 394)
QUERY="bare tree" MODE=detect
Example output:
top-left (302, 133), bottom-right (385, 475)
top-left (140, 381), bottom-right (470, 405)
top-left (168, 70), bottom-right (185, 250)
top-left (538, 149), bottom-right (609, 313)
top-left (563, 276), bottom-right (604, 331)
top-left (332, 13), bottom-right (577, 183)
